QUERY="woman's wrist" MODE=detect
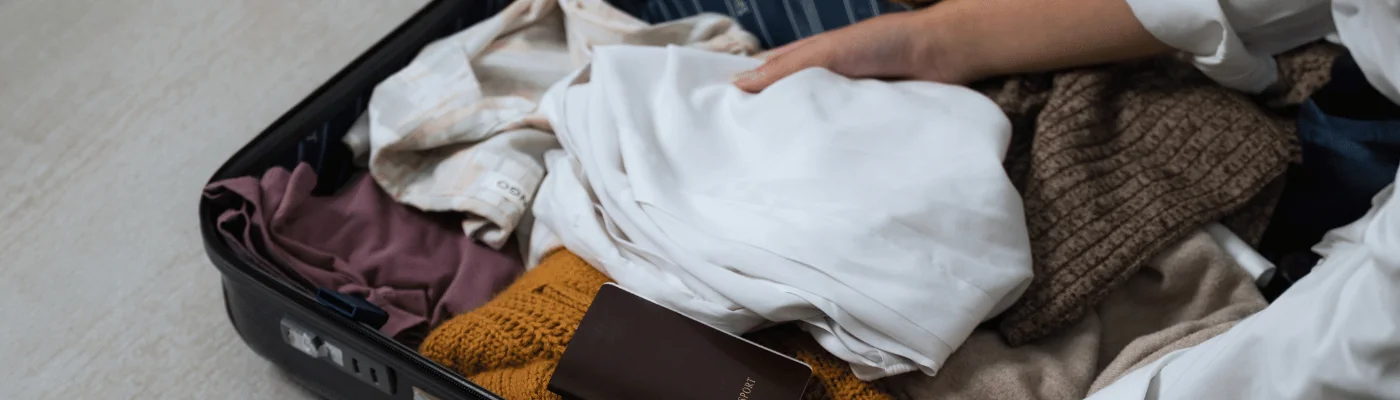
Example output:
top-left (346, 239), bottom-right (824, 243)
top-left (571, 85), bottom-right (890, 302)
top-left (907, 0), bottom-right (1173, 82)
top-left (900, 6), bottom-right (987, 84)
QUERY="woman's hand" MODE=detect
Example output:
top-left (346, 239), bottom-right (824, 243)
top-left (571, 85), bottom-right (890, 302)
top-left (733, 0), bottom-right (1172, 93)
top-left (733, 10), bottom-right (973, 93)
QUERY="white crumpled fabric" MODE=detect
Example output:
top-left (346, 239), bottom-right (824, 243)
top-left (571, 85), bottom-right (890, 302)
top-left (348, 0), bottom-right (757, 250)
top-left (1125, 0), bottom-right (1400, 104)
top-left (533, 45), bottom-right (1034, 380)
top-left (1089, 168), bottom-right (1400, 400)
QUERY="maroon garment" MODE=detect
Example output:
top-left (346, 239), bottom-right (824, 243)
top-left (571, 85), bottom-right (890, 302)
top-left (204, 164), bottom-right (523, 340)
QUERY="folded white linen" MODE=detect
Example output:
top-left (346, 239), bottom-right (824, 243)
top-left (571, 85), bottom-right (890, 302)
top-left (533, 45), bottom-right (1033, 380)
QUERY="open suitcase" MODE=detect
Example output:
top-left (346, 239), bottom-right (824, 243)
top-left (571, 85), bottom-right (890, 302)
top-left (197, 0), bottom-right (1385, 398)
top-left (199, 1), bottom-right (512, 399)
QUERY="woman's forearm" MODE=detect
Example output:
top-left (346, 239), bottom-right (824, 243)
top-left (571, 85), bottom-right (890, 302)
top-left (732, 0), bottom-right (1174, 91)
top-left (917, 0), bottom-right (1174, 80)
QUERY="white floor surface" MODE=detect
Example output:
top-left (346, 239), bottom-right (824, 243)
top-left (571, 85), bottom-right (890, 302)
top-left (0, 1), bottom-right (431, 397)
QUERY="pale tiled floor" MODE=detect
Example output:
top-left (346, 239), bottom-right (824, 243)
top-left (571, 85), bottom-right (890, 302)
top-left (0, 0), bottom-right (428, 398)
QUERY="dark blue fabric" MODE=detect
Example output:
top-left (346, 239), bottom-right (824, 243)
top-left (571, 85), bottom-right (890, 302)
top-left (1261, 100), bottom-right (1400, 257)
top-left (273, 95), bottom-right (367, 195)
top-left (1310, 54), bottom-right (1400, 120)
top-left (1259, 54), bottom-right (1400, 276)
top-left (610, 0), bottom-right (912, 48)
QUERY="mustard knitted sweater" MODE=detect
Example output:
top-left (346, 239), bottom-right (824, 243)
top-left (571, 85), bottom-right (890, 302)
top-left (420, 250), bottom-right (889, 400)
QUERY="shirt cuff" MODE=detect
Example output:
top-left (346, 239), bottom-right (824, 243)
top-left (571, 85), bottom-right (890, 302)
top-left (1124, 0), bottom-right (1278, 93)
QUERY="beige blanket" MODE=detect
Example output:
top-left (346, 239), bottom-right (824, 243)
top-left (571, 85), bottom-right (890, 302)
top-left (882, 230), bottom-right (1267, 399)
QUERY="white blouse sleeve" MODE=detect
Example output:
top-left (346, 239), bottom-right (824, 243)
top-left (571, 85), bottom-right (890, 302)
top-left (1333, 0), bottom-right (1400, 105)
top-left (1087, 174), bottom-right (1400, 399)
top-left (1123, 0), bottom-right (1335, 93)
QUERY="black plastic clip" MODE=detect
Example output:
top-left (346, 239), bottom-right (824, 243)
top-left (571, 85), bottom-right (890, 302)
top-left (315, 289), bottom-right (390, 330)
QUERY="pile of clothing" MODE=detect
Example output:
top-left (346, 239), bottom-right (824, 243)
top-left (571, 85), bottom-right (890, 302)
top-left (205, 0), bottom-right (1400, 399)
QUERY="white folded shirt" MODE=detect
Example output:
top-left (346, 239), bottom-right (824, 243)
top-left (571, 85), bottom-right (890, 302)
top-left (534, 45), bottom-right (1033, 379)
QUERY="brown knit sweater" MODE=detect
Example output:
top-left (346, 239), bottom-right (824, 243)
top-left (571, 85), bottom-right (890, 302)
top-left (989, 44), bottom-right (1340, 344)
top-left (421, 250), bottom-right (890, 400)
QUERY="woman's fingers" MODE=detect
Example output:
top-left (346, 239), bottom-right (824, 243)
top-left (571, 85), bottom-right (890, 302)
top-left (758, 34), bottom-right (820, 60)
top-left (732, 14), bottom-right (912, 93)
top-left (734, 38), bottom-right (835, 93)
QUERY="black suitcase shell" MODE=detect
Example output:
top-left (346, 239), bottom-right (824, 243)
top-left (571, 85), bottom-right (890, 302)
top-left (199, 1), bottom-right (511, 398)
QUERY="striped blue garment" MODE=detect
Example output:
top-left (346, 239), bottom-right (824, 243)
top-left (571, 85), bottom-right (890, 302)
top-left (610, 0), bottom-right (913, 49)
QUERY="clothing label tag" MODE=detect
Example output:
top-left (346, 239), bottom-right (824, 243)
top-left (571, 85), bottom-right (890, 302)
top-left (476, 170), bottom-right (532, 211)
